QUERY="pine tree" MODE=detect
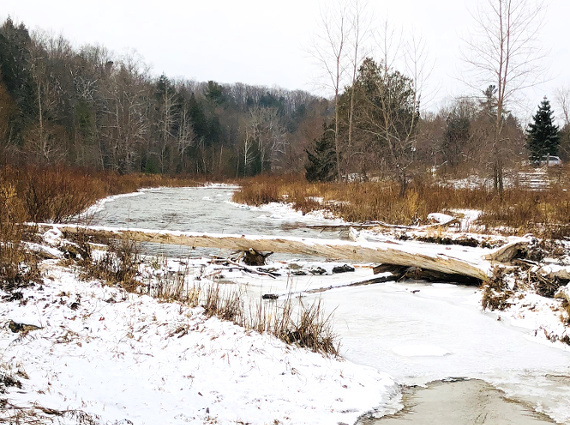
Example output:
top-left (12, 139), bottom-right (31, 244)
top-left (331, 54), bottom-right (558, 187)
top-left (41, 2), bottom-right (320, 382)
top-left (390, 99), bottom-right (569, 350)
top-left (527, 97), bottom-right (560, 163)
top-left (305, 122), bottom-right (337, 182)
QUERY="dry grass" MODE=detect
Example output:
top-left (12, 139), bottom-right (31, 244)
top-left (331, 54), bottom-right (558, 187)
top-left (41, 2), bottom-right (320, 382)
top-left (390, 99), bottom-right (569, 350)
top-left (1, 165), bottom-right (202, 224)
top-left (0, 164), bottom-right (202, 292)
top-left (133, 257), bottom-right (340, 355)
top-left (233, 173), bottom-right (570, 237)
top-left (77, 237), bottom-right (142, 293)
top-left (481, 267), bottom-right (514, 311)
top-left (233, 174), bottom-right (495, 225)
top-left (68, 239), bottom-right (340, 356)
top-left (556, 292), bottom-right (570, 325)
top-left (202, 284), bottom-right (244, 322)
top-left (245, 294), bottom-right (339, 356)
top-left (0, 171), bottom-right (41, 292)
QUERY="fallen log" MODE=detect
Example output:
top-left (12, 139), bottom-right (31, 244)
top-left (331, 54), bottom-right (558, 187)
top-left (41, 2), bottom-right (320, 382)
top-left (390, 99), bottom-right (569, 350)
top-left (37, 223), bottom-right (505, 282)
top-left (372, 264), bottom-right (481, 285)
top-left (262, 274), bottom-right (397, 299)
top-left (484, 239), bottom-right (529, 263)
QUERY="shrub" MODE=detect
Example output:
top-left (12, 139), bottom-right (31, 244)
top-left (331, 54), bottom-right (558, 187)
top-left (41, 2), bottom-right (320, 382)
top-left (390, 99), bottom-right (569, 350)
top-left (0, 170), bottom-right (40, 292)
top-left (481, 267), bottom-right (513, 311)
top-left (233, 173), bottom-right (570, 235)
top-left (80, 238), bottom-right (142, 292)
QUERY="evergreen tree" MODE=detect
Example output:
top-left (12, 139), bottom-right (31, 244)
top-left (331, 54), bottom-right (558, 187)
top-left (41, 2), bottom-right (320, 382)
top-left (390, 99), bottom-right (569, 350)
top-left (305, 122), bottom-right (337, 182)
top-left (527, 97), bottom-right (560, 163)
top-left (0, 19), bottom-right (36, 145)
top-left (442, 112), bottom-right (470, 168)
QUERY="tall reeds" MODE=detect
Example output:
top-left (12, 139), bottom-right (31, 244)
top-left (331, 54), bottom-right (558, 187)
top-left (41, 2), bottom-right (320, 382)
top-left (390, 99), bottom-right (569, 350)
top-left (233, 174), bottom-right (570, 236)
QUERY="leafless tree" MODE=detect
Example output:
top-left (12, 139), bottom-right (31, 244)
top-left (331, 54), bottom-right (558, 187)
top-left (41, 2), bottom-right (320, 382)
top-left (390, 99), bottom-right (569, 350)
top-left (556, 86), bottom-right (570, 127)
top-left (346, 0), bottom-right (372, 153)
top-left (155, 79), bottom-right (178, 174)
top-left (311, 0), bottom-right (377, 180)
top-left (463, 0), bottom-right (545, 194)
top-left (246, 106), bottom-right (287, 173)
top-left (26, 31), bottom-right (73, 163)
top-left (356, 24), bottom-right (426, 194)
top-left (101, 54), bottom-right (151, 173)
top-left (312, 0), bottom-right (350, 180)
top-left (176, 102), bottom-right (196, 167)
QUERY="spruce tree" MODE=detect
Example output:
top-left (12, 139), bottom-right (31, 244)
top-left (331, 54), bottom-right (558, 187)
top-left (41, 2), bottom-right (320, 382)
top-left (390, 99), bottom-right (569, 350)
top-left (527, 97), bottom-right (560, 163)
top-left (305, 122), bottom-right (337, 182)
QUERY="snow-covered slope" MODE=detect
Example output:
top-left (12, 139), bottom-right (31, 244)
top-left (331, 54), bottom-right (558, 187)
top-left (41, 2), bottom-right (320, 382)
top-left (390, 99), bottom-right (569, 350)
top-left (0, 261), bottom-right (398, 425)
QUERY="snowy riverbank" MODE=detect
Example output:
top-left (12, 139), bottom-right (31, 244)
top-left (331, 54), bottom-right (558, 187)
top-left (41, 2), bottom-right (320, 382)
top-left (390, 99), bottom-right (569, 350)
top-left (3, 185), bottom-right (570, 424)
top-left (0, 250), bottom-right (398, 425)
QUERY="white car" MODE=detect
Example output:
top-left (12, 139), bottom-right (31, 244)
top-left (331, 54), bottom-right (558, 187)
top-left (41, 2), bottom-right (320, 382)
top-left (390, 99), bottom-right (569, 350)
top-left (540, 155), bottom-right (562, 166)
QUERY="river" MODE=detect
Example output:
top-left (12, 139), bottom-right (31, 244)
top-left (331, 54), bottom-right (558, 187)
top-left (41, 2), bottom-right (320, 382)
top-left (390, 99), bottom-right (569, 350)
top-left (83, 185), bottom-right (570, 424)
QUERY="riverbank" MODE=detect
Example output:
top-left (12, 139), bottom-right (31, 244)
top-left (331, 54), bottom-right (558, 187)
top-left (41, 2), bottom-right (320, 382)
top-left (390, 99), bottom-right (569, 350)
top-left (3, 184), bottom-right (570, 424)
top-left (0, 240), bottom-right (398, 424)
top-left (77, 185), bottom-right (570, 424)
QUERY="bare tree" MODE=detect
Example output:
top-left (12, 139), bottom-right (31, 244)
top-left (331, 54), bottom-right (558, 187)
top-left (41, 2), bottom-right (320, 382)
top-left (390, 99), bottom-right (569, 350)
top-left (245, 106), bottom-right (287, 173)
top-left (176, 102), bottom-right (196, 170)
top-left (556, 86), bottom-right (570, 127)
top-left (101, 54), bottom-right (151, 173)
top-left (311, 0), bottom-right (377, 180)
top-left (346, 0), bottom-right (372, 154)
top-left (312, 0), bottom-right (350, 180)
top-left (555, 86), bottom-right (570, 161)
top-left (155, 76), bottom-right (178, 174)
top-left (463, 0), bottom-right (545, 194)
top-left (26, 31), bottom-right (72, 163)
top-left (355, 24), bottom-right (426, 194)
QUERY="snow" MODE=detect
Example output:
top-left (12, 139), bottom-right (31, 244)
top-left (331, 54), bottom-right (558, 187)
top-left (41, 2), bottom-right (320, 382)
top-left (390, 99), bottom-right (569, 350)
top-left (231, 200), bottom-right (347, 226)
top-left (426, 213), bottom-right (455, 225)
top-left (16, 186), bottom-right (569, 424)
top-left (391, 344), bottom-right (451, 357)
top-left (0, 259), bottom-right (398, 424)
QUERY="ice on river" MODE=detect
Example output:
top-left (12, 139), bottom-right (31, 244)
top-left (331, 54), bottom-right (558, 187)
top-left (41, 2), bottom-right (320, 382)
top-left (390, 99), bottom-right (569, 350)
top-left (78, 185), bottom-right (570, 424)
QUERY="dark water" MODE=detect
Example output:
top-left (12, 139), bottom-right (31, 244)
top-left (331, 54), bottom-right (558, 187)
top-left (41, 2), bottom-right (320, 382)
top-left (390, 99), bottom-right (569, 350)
top-left (359, 379), bottom-right (556, 425)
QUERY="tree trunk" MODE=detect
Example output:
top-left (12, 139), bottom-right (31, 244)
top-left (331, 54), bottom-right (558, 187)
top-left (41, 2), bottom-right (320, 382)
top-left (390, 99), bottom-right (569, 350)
top-left (40, 223), bottom-right (520, 282)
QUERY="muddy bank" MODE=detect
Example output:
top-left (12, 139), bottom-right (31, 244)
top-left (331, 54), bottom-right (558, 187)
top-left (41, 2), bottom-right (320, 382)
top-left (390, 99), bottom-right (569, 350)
top-left (358, 379), bottom-right (556, 425)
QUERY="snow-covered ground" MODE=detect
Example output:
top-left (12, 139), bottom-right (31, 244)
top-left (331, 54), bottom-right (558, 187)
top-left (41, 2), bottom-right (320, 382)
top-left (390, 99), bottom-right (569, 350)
top-left (3, 185), bottom-right (569, 424)
top-left (0, 255), bottom-right (398, 424)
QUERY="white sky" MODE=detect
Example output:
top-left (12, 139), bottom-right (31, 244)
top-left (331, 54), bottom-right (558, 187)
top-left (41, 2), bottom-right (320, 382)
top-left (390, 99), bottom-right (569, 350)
top-left (2, 0), bottom-right (569, 122)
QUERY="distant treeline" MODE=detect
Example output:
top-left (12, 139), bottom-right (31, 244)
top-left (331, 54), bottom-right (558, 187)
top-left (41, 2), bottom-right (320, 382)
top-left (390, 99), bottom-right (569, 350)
top-left (0, 18), bottom-right (329, 177)
top-left (2, 18), bottom-right (569, 182)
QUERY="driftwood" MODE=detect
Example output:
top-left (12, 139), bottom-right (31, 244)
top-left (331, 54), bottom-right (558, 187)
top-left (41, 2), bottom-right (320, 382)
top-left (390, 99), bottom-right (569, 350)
top-left (262, 274), bottom-right (397, 299)
top-left (38, 224), bottom-right (529, 282)
top-left (373, 264), bottom-right (481, 285)
top-left (484, 240), bottom-right (529, 263)
top-left (242, 248), bottom-right (273, 266)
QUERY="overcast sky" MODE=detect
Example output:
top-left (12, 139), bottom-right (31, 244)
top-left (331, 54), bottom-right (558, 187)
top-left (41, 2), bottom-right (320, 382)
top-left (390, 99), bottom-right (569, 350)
top-left (2, 0), bottom-right (569, 122)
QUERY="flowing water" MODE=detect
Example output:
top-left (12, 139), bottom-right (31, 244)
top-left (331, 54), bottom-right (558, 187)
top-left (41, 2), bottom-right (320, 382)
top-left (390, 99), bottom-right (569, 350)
top-left (83, 185), bottom-right (570, 424)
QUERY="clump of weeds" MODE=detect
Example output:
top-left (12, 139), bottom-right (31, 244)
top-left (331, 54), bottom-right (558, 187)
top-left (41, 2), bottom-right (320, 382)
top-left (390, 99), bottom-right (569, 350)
top-left (482, 267), bottom-right (514, 311)
top-left (79, 238), bottom-right (142, 293)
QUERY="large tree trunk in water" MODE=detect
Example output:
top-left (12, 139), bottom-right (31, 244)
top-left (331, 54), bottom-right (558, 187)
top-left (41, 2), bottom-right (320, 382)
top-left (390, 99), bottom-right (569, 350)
top-left (37, 224), bottom-right (528, 282)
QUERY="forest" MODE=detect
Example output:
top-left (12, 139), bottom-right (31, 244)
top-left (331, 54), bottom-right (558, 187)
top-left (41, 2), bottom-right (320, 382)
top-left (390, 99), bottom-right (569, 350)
top-left (0, 16), bottom-right (569, 185)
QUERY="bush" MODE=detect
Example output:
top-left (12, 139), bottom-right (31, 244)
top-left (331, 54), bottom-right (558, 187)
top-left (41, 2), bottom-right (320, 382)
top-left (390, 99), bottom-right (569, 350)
top-left (80, 238), bottom-right (142, 292)
top-left (0, 170), bottom-right (40, 292)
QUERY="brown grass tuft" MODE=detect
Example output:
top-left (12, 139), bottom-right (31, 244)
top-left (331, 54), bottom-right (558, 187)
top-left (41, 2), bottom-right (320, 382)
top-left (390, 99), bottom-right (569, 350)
top-left (245, 294), bottom-right (339, 356)
top-left (0, 170), bottom-right (41, 292)
top-left (79, 238), bottom-right (142, 292)
top-left (481, 267), bottom-right (513, 311)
